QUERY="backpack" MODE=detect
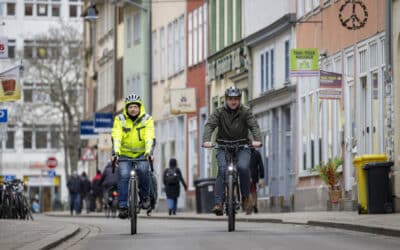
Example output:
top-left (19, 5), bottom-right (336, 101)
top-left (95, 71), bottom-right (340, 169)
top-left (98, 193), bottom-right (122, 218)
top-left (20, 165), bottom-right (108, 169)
top-left (165, 168), bottom-right (179, 185)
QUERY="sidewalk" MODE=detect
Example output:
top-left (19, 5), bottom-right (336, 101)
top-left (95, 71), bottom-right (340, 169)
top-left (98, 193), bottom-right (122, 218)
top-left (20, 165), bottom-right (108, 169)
top-left (1, 211), bottom-right (399, 250)
top-left (46, 210), bottom-right (400, 237)
top-left (0, 215), bottom-right (79, 250)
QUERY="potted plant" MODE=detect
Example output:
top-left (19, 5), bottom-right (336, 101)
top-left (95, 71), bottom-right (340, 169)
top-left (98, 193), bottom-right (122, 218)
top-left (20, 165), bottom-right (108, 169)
top-left (310, 157), bottom-right (343, 204)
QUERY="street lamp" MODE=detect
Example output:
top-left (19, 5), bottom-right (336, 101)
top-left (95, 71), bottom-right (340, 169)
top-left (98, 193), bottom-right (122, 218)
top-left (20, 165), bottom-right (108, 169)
top-left (112, 0), bottom-right (152, 113)
top-left (83, 4), bottom-right (98, 80)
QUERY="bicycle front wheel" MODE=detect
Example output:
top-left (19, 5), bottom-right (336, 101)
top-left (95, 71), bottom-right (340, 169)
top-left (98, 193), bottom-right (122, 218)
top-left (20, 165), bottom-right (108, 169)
top-left (130, 178), bottom-right (138, 235)
top-left (227, 173), bottom-right (235, 232)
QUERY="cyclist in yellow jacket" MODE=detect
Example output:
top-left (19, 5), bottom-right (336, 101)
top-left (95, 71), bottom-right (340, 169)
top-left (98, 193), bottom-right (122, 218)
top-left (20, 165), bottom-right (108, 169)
top-left (111, 94), bottom-right (155, 219)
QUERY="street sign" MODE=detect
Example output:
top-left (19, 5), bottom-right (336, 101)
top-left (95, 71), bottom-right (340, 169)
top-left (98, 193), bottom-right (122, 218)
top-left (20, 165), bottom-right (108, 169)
top-left (80, 120), bottom-right (98, 139)
top-left (46, 157), bottom-right (58, 169)
top-left (4, 175), bottom-right (16, 182)
top-left (0, 109), bottom-right (8, 123)
top-left (47, 170), bottom-right (56, 178)
top-left (94, 113), bottom-right (113, 133)
top-left (81, 147), bottom-right (96, 161)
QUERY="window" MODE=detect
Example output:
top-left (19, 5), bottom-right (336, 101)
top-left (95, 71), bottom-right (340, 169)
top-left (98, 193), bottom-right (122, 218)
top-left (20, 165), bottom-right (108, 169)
top-left (127, 16), bottom-right (132, 48)
top-left (198, 7), bottom-right (203, 62)
top-left (370, 43), bottom-right (378, 68)
top-left (7, 3), bottom-right (15, 16)
top-left (25, 3), bottom-right (34, 16)
top-left (8, 39), bottom-right (15, 59)
top-left (5, 130), bottom-right (14, 149)
top-left (23, 130), bottom-right (33, 149)
top-left (260, 48), bottom-right (275, 92)
top-left (359, 49), bottom-right (367, 73)
top-left (203, 2), bottom-right (208, 58)
top-left (37, 4), bottom-right (48, 16)
top-left (36, 128), bottom-right (47, 149)
top-left (24, 40), bottom-right (34, 59)
top-left (179, 15), bottom-right (185, 70)
top-left (188, 13), bottom-right (193, 66)
top-left (133, 12), bottom-right (141, 44)
top-left (50, 129), bottom-right (60, 149)
top-left (51, 4), bottom-right (60, 17)
top-left (297, 0), bottom-right (304, 17)
top-left (174, 19), bottom-right (179, 72)
top-left (160, 27), bottom-right (165, 80)
top-left (23, 83), bottom-right (33, 103)
top-left (152, 31), bottom-right (157, 82)
top-left (193, 9), bottom-right (198, 64)
top-left (37, 42), bottom-right (48, 59)
top-left (69, 5), bottom-right (78, 17)
top-left (167, 23), bottom-right (173, 77)
top-left (305, 0), bottom-right (312, 13)
top-left (313, 0), bottom-right (320, 9)
top-left (285, 40), bottom-right (290, 81)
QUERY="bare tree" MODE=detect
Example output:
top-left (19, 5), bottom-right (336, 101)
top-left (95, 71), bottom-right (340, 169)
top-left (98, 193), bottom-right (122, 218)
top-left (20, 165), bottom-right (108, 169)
top-left (22, 22), bottom-right (83, 179)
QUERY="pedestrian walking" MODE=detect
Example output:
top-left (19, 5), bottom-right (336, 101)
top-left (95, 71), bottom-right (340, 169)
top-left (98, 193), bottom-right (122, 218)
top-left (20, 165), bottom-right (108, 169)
top-left (80, 172), bottom-right (91, 213)
top-left (249, 148), bottom-right (264, 213)
top-left (67, 171), bottom-right (82, 215)
top-left (163, 158), bottom-right (187, 215)
top-left (92, 170), bottom-right (103, 212)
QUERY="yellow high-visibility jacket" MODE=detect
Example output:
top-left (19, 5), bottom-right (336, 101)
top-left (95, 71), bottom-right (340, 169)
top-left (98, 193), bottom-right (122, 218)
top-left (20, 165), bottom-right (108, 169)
top-left (112, 100), bottom-right (155, 158)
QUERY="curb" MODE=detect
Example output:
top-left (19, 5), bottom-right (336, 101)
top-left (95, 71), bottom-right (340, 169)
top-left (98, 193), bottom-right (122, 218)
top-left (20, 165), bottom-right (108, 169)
top-left (19, 223), bottom-right (80, 250)
top-left (44, 213), bottom-right (400, 238)
top-left (307, 221), bottom-right (400, 238)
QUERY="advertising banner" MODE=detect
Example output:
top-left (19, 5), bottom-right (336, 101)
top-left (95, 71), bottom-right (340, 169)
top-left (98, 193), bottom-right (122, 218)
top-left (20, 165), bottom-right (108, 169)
top-left (0, 65), bottom-right (22, 102)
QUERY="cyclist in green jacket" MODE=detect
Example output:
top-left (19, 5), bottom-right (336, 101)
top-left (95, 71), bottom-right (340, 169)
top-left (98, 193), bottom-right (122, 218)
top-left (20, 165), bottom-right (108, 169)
top-left (202, 86), bottom-right (262, 215)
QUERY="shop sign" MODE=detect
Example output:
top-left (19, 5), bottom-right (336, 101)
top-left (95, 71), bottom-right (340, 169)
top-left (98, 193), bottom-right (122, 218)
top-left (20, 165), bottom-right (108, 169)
top-left (290, 48), bottom-right (319, 77)
top-left (170, 88), bottom-right (196, 114)
top-left (208, 48), bottom-right (244, 81)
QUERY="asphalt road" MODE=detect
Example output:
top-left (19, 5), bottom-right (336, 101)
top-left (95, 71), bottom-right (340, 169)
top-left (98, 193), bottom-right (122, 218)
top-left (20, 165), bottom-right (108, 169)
top-left (45, 216), bottom-right (400, 250)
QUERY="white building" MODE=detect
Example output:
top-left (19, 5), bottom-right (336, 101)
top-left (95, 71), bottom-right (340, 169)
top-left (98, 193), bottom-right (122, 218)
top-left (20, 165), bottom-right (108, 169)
top-left (0, 0), bottom-right (83, 211)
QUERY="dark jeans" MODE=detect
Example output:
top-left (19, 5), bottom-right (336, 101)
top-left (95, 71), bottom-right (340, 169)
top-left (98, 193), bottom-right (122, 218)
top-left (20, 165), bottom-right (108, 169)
top-left (215, 148), bottom-right (251, 203)
top-left (69, 192), bottom-right (81, 213)
top-left (118, 155), bottom-right (150, 208)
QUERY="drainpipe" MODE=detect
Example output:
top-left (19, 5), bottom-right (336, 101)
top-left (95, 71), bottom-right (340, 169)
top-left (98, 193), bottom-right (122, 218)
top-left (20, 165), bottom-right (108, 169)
top-left (148, 0), bottom-right (152, 113)
top-left (385, 0), bottom-right (393, 159)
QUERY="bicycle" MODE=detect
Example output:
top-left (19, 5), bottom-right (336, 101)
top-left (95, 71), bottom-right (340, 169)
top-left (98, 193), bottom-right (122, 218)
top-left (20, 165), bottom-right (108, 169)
top-left (209, 139), bottom-right (257, 232)
top-left (103, 185), bottom-right (118, 218)
top-left (112, 158), bottom-right (151, 235)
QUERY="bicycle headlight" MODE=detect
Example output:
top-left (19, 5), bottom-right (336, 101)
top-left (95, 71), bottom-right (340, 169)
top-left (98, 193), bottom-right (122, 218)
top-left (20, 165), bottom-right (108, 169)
top-left (130, 170), bottom-right (136, 176)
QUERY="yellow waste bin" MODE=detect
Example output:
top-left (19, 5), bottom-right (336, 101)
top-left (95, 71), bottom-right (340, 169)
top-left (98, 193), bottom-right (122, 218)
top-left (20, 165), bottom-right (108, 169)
top-left (353, 154), bottom-right (387, 214)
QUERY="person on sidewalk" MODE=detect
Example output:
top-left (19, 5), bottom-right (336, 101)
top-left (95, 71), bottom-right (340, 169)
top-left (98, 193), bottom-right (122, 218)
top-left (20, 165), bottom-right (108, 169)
top-left (249, 148), bottom-right (264, 213)
top-left (99, 161), bottom-right (119, 211)
top-left (80, 172), bottom-right (91, 214)
top-left (67, 171), bottom-right (82, 215)
top-left (91, 170), bottom-right (103, 212)
top-left (202, 86), bottom-right (262, 215)
top-left (163, 158), bottom-right (187, 215)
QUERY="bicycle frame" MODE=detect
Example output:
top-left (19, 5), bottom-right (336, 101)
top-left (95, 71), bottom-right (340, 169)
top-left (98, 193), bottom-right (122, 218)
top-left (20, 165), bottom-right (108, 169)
top-left (214, 139), bottom-right (250, 232)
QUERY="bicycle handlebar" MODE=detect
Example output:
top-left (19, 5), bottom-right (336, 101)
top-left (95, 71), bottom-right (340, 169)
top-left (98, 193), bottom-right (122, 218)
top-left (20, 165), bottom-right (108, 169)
top-left (112, 157), bottom-right (153, 173)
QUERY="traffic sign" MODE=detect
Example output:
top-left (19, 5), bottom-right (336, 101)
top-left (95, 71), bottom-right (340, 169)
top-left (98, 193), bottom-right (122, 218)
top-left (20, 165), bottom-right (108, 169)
top-left (0, 109), bottom-right (8, 123)
top-left (46, 157), bottom-right (58, 169)
top-left (4, 175), bottom-right (15, 182)
top-left (47, 170), bottom-right (56, 178)
top-left (81, 147), bottom-right (96, 161)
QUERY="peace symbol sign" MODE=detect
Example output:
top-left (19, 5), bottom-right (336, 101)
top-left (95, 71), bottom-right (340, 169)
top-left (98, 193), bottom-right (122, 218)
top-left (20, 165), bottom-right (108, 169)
top-left (338, 0), bottom-right (368, 30)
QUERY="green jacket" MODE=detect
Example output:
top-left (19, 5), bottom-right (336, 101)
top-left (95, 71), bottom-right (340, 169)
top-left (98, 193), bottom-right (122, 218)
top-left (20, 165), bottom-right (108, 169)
top-left (202, 105), bottom-right (261, 143)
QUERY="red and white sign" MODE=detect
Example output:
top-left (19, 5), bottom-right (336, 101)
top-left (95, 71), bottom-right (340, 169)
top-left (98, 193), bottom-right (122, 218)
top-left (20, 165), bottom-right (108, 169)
top-left (81, 147), bottom-right (96, 161)
top-left (47, 157), bottom-right (58, 169)
top-left (0, 37), bottom-right (8, 59)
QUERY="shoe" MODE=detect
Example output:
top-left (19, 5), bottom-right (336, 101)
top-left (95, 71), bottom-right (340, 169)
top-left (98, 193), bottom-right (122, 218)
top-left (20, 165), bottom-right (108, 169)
top-left (141, 198), bottom-right (151, 209)
top-left (118, 208), bottom-right (128, 219)
top-left (172, 210), bottom-right (176, 215)
top-left (168, 209), bottom-right (172, 216)
top-left (242, 196), bottom-right (252, 215)
top-left (253, 206), bottom-right (258, 214)
top-left (211, 203), bottom-right (223, 216)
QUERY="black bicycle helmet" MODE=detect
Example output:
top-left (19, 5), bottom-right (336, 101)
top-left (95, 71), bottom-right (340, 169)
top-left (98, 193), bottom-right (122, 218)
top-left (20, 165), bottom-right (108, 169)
top-left (224, 86), bottom-right (241, 97)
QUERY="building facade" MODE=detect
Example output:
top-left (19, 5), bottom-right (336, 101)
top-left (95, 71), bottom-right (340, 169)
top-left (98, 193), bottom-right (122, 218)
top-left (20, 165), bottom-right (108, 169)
top-left (0, 0), bottom-right (83, 210)
top-left (151, 0), bottom-right (187, 210)
top-left (244, 0), bottom-right (297, 212)
top-left (295, 0), bottom-right (387, 210)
